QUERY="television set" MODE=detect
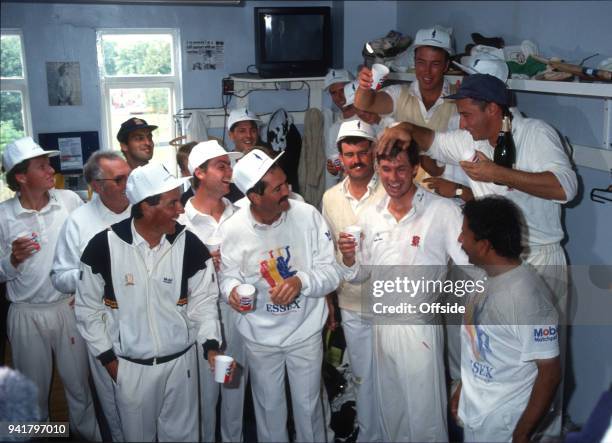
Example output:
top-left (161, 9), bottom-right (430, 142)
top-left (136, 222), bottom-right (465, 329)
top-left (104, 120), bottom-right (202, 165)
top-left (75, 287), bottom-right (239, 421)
top-left (254, 7), bottom-right (332, 78)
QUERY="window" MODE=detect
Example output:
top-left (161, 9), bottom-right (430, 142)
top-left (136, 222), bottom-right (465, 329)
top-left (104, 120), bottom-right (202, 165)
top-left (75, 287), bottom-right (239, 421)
top-left (1, 29), bottom-right (32, 201)
top-left (97, 29), bottom-right (182, 170)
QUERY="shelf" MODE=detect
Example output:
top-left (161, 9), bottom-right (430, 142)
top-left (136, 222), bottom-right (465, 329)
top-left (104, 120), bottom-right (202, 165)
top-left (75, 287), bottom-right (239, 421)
top-left (387, 72), bottom-right (612, 98)
top-left (231, 73), bottom-right (325, 83)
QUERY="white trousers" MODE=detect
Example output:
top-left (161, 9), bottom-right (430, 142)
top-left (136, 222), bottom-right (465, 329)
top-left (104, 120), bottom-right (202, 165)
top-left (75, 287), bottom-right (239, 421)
top-left (219, 303), bottom-right (248, 443)
top-left (524, 242), bottom-right (568, 438)
top-left (114, 346), bottom-right (198, 442)
top-left (341, 309), bottom-right (383, 442)
top-left (375, 324), bottom-right (448, 443)
top-left (245, 332), bottom-right (329, 443)
top-left (8, 298), bottom-right (100, 441)
top-left (463, 408), bottom-right (519, 442)
top-left (197, 340), bottom-right (219, 442)
top-left (88, 349), bottom-right (124, 442)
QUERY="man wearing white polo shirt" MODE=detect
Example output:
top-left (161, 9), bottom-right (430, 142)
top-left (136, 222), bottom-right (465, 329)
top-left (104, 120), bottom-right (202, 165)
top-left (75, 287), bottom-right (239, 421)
top-left (51, 151), bottom-right (131, 442)
top-left (338, 142), bottom-right (469, 442)
top-left (218, 149), bottom-right (340, 442)
top-left (0, 137), bottom-right (99, 440)
top-left (322, 120), bottom-right (386, 442)
top-left (178, 140), bottom-right (245, 442)
top-left (76, 163), bottom-right (221, 441)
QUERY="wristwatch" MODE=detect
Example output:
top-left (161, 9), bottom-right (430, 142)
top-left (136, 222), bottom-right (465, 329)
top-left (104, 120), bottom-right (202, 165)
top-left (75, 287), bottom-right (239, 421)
top-left (454, 185), bottom-right (463, 197)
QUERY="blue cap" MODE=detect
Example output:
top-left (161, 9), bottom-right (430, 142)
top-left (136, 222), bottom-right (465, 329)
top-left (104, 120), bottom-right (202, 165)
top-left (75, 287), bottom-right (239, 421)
top-left (445, 73), bottom-right (510, 106)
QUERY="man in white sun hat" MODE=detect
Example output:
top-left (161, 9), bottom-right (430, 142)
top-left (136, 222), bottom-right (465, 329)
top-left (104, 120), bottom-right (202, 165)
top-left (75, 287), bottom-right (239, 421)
top-left (0, 137), bottom-right (100, 440)
top-left (227, 107), bottom-right (262, 154)
top-left (356, 27), bottom-right (458, 132)
top-left (75, 162), bottom-right (222, 442)
top-left (356, 26), bottom-right (463, 192)
top-left (177, 140), bottom-right (246, 443)
top-left (218, 149), bottom-right (340, 442)
top-left (322, 120), bottom-right (386, 442)
top-left (324, 69), bottom-right (358, 190)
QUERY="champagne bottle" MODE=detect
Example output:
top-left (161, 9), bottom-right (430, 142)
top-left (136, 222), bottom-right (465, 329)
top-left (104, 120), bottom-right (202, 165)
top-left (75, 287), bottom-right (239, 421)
top-left (493, 115), bottom-right (516, 170)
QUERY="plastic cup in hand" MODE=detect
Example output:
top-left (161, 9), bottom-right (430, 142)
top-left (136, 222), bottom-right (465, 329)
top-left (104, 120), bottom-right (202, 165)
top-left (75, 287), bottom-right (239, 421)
top-left (204, 236), bottom-right (222, 252)
top-left (236, 284), bottom-right (256, 312)
top-left (371, 63), bottom-right (390, 90)
top-left (328, 154), bottom-right (343, 173)
top-left (214, 355), bottom-right (234, 383)
top-left (343, 225), bottom-right (362, 250)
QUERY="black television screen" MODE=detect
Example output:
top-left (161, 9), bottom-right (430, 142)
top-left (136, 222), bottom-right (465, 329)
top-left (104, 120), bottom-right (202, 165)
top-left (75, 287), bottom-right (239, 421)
top-left (254, 7), bottom-right (331, 78)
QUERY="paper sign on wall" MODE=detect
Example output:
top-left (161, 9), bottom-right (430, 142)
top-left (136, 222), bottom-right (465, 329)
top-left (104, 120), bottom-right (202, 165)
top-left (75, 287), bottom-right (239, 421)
top-left (186, 40), bottom-right (224, 71)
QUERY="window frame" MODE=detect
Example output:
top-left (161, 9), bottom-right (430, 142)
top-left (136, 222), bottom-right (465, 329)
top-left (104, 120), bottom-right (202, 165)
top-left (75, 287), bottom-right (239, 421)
top-left (96, 28), bottom-right (183, 152)
top-left (1, 28), bottom-right (33, 139)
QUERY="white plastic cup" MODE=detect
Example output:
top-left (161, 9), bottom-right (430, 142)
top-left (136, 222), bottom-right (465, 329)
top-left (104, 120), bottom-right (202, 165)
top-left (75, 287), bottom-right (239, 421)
top-left (371, 63), bottom-right (390, 90)
top-left (343, 81), bottom-right (357, 107)
top-left (236, 283), bottom-right (256, 312)
top-left (214, 355), bottom-right (234, 383)
top-left (17, 232), bottom-right (40, 254)
top-left (460, 149), bottom-right (479, 163)
top-left (328, 154), bottom-right (343, 173)
top-left (204, 236), bottom-right (222, 252)
top-left (343, 225), bottom-right (362, 250)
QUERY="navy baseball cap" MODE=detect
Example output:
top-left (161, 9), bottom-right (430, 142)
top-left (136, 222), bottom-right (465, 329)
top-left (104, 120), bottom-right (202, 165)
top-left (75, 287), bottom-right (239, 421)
top-left (116, 117), bottom-right (158, 143)
top-left (445, 73), bottom-right (510, 106)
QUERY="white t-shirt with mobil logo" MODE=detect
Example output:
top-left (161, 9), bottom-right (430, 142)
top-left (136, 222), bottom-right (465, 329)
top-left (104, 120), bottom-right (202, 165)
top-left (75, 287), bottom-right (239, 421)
top-left (459, 263), bottom-right (559, 429)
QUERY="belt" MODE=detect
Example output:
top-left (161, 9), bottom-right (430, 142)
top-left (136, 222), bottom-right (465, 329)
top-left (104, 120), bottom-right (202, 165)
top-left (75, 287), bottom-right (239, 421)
top-left (121, 344), bottom-right (192, 366)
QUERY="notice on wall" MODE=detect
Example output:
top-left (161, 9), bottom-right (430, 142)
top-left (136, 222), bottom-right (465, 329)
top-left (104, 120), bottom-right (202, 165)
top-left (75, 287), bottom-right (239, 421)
top-left (58, 137), bottom-right (84, 170)
top-left (186, 40), bottom-right (224, 71)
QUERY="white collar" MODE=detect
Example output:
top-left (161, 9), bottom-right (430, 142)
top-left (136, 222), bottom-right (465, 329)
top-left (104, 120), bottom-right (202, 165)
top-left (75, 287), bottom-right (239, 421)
top-left (184, 196), bottom-right (234, 223)
top-left (378, 185), bottom-right (427, 224)
top-left (341, 174), bottom-right (379, 200)
top-left (408, 78), bottom-right (452, 104)
top-left (13, 189), bottom-right (60, 216)
top-left (247, 205), bottom-right (289, 230)
top-left (131, 219), bottom-right (166, 250)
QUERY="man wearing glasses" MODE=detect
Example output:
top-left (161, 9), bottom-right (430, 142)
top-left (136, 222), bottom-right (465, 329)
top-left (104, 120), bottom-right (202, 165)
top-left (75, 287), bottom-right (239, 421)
top-left (51, 150), bottom-right (131, 442)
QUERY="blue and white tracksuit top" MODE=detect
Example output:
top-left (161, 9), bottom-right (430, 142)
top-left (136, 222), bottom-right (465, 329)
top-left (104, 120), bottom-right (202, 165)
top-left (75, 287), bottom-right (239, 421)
top-left (75, 217), bottom-right (221, 365)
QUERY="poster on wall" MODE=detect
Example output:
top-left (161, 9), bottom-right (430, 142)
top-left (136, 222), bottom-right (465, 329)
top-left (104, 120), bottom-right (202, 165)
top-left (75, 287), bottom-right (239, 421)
top-left (57, 136), bottom-right (84, 170)
top-left (46, 62), bottom-right (82, 106)
top-left (186, 40), bottom-right (224, 71)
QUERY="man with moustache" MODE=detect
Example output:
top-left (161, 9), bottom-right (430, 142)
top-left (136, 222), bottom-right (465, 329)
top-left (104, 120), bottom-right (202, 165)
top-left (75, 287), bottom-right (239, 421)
top-left (338, 142), bottom-right (469, 442)
top-left (116, 117), bottom-right (158, 169)
top-left (321, 120), bottom-right (386, 442)
top-left (75, 163), bottom-right (221, 442)
top-left (218, 149), bottom-right (340, 443)
top-left (454, 196), bottom-right (560, 443)
top-left (51, 151), bottom-right (131, 442)
top-left (0, 137), bottom-right (99, 440)
top-left (178, 140), bottom-right (245, 442)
